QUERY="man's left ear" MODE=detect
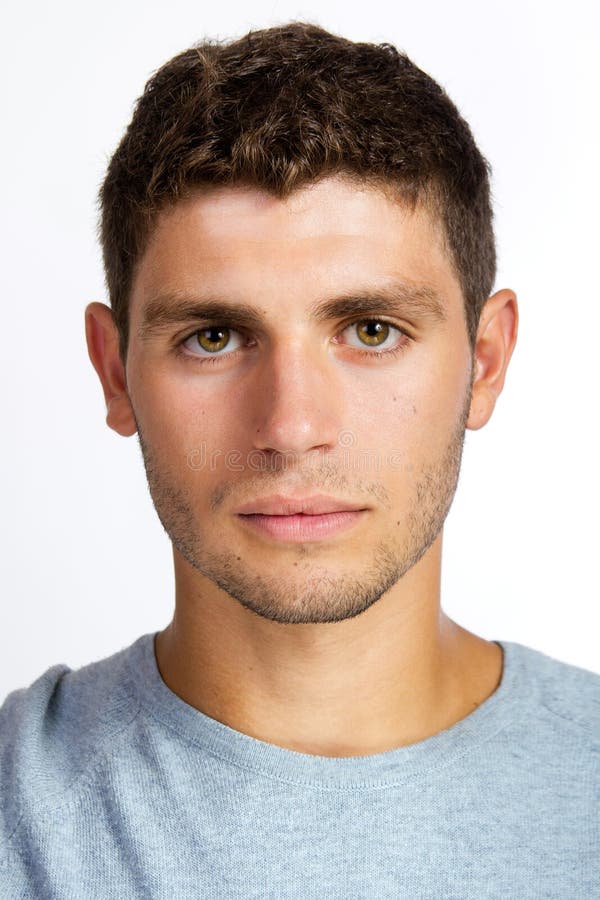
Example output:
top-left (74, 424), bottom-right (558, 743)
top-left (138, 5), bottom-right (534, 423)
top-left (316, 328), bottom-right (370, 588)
top-left (466, 288), bottom-right (519, 431)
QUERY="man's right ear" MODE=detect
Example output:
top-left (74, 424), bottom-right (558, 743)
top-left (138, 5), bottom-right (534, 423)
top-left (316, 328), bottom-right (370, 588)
top-left (84, 302), bottom-right (137, 437)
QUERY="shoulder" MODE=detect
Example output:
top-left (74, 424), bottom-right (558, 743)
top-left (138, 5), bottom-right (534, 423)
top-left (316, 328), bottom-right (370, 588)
top-left (0, 638), bottom-right (143, 850)
top-left (504, 640), bottom-right (600, 750)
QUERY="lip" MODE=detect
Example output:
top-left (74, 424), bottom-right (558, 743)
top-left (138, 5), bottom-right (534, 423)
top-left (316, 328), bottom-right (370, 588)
top-left (235, 494), bottom-right (369, 515)
top-left (237, 509), bottom-right (369, 542)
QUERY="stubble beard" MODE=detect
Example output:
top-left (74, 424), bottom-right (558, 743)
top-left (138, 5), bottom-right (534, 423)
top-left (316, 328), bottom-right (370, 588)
top-left (134, 380), bottom-right (472, 625)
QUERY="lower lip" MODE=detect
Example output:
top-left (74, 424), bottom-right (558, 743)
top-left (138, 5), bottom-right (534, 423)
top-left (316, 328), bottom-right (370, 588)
top-left (237, 510), bottom-right (368, 541)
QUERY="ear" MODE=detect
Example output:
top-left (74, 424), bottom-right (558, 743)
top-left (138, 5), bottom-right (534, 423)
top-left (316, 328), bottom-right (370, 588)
top-left (466, 289), bottom-right (519, 431)
top-left (84, 302), bottom-right (137, 437)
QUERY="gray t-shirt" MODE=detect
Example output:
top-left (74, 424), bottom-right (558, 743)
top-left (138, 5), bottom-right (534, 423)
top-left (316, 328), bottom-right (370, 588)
top-left (0, 632), bottom-right (598, 899)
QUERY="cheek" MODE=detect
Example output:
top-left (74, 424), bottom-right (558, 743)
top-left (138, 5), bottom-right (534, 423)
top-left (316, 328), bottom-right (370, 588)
top-left (131, 367), bottom-right (236, 467)
top-left (353, 350), bottom-right (470, 465)
top-left (354, 381), bottom-right (418, 438)
top-left (351, 358), bottom-right (460, 432)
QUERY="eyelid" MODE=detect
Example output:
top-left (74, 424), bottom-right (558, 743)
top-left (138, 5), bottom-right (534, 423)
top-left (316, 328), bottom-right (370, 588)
top-left (178, 323), bottom-right (247, 344)
top-left (339, 315), bottom-right (408, 332)
top-left (178, 324), bottom-right (247, 357)
top-left (335, 317), bottom-right (410, 345)
top-left (178, 315), bottom-right (409, 340)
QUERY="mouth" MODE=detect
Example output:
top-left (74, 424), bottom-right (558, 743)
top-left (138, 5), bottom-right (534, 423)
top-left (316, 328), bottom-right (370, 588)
top-left (235, 494), bottom-right (369, 516)
top-left (235, 494), bottom-right (371, 542)
top-left (236, 510), bottom-right (369, 542)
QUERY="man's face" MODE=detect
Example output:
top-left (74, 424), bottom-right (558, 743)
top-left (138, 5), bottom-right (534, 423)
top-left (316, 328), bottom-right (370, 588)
top-left (124, 175), bottom-right (474, 625)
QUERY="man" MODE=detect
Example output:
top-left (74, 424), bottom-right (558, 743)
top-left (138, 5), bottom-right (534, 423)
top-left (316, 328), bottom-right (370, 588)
top-left (0, 20), bottom-right (597, 899)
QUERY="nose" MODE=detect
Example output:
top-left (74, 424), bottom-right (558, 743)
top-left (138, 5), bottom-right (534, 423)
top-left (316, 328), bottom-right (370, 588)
top-left (250, 337), bottom-right (344, 458)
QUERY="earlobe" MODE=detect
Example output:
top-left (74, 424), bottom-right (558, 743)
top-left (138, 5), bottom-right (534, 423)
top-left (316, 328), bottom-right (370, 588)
top-left (84, 302), bottom-right (137, 437)
top-left (466, 289), bottom-right (519, 431)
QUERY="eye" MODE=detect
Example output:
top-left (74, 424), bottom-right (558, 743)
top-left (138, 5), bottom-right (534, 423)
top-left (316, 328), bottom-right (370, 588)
top-left (339, 319), bottom-right (407, 353)
top-left (180, 326), bottom-right (245, 357)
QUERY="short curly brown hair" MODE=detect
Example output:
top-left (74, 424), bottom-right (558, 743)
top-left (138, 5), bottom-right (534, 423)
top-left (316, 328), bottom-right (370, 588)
top-left (99, 21), bottom-right (496, 366)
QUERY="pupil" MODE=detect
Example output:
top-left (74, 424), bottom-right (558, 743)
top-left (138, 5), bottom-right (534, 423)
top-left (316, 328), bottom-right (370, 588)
top-left (198, 327), bottom-right (229, 352)
top-left (358, 321), bottom-right (388, 345)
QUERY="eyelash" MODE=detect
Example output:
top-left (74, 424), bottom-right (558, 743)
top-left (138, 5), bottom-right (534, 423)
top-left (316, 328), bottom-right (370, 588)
top-left (175, 319), bottom-right (411, 366)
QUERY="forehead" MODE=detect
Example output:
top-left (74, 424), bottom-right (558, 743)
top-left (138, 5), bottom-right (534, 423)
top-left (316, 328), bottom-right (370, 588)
top-left (166, 176), bottom-right (416, 236)
top-left (129, 175), bottom-right (461, 322)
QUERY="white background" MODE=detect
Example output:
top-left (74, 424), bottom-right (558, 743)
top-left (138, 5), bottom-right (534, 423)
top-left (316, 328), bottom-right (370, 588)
top-left (1, 0), bottom-right (598, 701)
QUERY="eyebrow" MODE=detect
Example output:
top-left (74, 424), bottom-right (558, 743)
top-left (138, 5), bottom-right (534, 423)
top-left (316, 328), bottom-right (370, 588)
top-left (137, 280), bottom-right (448, 341)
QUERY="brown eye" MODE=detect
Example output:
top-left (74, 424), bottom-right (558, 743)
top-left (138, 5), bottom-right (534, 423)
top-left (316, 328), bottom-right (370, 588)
top-left (196, 327), bottom-right (230, 352)
top-left (339, 318), bottom-right (404, 353)
top-left (181, 326), bottom-right (244, 358)
top-left (355, 321), bottom-right (390, 346)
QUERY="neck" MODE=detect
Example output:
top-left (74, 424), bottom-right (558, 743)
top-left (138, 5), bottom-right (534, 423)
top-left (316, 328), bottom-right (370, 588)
top-left (154, 536), bottom-right (503, 757)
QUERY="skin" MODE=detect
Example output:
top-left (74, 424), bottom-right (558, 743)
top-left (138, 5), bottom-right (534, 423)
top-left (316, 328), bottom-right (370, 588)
top-left (85, 174), bottom-right (518, 757)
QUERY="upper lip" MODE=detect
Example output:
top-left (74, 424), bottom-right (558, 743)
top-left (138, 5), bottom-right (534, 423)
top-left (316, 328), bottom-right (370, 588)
top-left (236, 494), bottom-right (369, 516)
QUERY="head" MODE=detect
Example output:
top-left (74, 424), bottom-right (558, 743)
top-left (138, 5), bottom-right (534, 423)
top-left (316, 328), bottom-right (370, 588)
top-left (86, 22), bottom-right (517, 626)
